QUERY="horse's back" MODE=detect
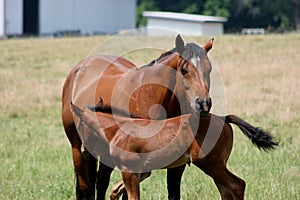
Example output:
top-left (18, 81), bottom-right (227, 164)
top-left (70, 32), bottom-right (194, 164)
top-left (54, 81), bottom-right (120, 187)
top-left (63, 55), bottom-right (136, 99)
top-left (62, 55), bottom-right (136, 140)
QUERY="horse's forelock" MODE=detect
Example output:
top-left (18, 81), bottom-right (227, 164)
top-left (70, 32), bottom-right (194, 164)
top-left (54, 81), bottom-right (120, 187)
top-left (182, 43), bottom-right (207, 61)
top-left (142, 43), bottom-right (206, 68)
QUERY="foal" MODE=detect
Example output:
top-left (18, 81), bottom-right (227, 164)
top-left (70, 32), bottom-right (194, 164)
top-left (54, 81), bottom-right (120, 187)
top-left (71, 101), bottom-right (278, 200)
top-left (110, 115), bottom-right (278, 200)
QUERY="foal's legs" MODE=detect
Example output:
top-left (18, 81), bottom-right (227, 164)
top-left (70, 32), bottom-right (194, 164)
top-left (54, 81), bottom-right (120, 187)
top-left (109, 165), bottom-right (185, 200)
top-left (193, 161), bottom-right (245, 200)
top-left (110, 172), bottom-right (151, 200)
top-left (110, 181), bottom-right (126, 200)
top-left (167, 165), bottom-right (186, 200)
top-left (121, 172), bottom-right (140, 200)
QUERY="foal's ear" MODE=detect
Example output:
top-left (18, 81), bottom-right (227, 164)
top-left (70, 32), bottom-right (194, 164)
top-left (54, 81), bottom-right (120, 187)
top-left (203, 38), bottom-right (214, 52)
top-left (175, 34), bottom-right (185, 54)
top-left (70, 102), bottom-right (83, 117)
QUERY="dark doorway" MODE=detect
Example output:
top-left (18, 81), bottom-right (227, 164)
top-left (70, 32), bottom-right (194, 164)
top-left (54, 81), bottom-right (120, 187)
top-left (23, 0), bottom-right (39, 35)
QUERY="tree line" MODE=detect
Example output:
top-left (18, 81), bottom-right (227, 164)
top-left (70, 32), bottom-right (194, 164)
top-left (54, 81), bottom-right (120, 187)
top-left (137, 0), bottom-right (300, 32)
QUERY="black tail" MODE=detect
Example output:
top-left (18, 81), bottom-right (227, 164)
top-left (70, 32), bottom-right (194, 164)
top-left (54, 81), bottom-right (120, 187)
top-left (225, 115), bottom-right (279, 151)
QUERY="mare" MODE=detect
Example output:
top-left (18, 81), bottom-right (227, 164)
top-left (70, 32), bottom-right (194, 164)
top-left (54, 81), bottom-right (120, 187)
top-left (62, 35), bottom-right (213, 199)
top-left (70, 99), bottom-right (278, 200)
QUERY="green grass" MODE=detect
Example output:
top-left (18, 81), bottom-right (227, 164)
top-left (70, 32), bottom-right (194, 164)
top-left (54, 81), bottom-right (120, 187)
top-left (0, 35), bottom-right (299, 199)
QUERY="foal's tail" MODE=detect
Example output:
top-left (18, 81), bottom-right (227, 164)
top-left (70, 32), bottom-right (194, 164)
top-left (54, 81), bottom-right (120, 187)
top-left (225, 115), bottom-right (279, 151)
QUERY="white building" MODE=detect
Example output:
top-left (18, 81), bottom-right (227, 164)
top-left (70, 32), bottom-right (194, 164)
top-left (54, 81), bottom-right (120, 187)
top-left (0, 0), bottom-right (136, 37)
top-left (143, 11), bottom-right (227, 36)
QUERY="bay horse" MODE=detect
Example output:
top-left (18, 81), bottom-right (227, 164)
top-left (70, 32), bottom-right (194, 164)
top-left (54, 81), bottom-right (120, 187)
top-left (70, 99), bottom-right (278, 200)
top-left (62, 35), bottom-right (214, 199)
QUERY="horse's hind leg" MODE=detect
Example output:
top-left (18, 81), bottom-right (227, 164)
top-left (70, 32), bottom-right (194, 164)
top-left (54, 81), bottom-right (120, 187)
top-left (80, 145), bottom-right (98, 199)
top-left (73, 146), bottom-right (91, 199)
top-left (65, 128), bottom-right (93, 199)
top-left (194, 162), bottom-right (245, 200)
top-left (96, 162), bottom-right (114, 200)
top-left (88, 155), bottom-right (97, 198)
top-left (214, 181), bottom-right (234, 200)
top-left (212, 167), bottom-right (245, 200)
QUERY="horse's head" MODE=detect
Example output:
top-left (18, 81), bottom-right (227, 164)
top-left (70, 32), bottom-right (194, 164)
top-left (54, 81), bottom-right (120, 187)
top-left (172, 35), bottom-right (214, 116)
top-left (136, 35), bottom-right (213, 117)
top-left (152, 50), bottom-right (211, 117)
top-left (176, 53), bottom-right (212, 117)
top-left (173, 35), bottom-right (213, 90)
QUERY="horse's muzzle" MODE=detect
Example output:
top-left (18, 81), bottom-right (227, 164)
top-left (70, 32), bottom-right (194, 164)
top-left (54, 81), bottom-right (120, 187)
top-left (195, 97), bottom-right (212, 117)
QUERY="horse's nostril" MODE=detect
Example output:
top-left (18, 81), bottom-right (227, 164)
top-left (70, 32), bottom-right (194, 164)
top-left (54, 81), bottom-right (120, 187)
top-left (207, 97), bottom-right (212, 107)
top-left (195, 97), bottom-right (212, 114)
top-left (195, 97), bottom-right (201, 105)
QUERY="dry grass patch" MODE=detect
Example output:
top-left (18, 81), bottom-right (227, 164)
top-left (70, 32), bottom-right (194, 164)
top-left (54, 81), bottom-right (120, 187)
top-left (0, 35), bottom-right (299, 199)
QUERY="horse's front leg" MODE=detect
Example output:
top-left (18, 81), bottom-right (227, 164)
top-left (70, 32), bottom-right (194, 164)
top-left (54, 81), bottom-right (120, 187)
top-left (121, 172), bottom-right (140, 200)
top-left (96, 162), bottom-right (114, 200)
top-left (167, 165), bottom-right (186, 200)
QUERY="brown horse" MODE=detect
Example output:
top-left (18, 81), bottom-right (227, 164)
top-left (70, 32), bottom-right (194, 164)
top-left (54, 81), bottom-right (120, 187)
top-left (62, 35), bottom-right (213, 199)
top-left (70, 100), bottom-right (278, 200)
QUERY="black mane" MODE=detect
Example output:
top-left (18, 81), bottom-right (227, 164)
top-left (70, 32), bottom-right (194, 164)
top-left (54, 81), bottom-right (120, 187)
top-left (141, 50), bottom-right (174, 68)
top-left (141, 42), bottom-right (207, 68)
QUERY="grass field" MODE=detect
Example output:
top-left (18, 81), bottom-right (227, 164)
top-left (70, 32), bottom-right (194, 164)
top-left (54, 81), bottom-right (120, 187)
top-left (0, 34), bottom-right (299, 199)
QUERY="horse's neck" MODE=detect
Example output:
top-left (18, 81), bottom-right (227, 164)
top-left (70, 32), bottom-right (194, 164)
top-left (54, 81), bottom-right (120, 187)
top-left (147, 54), bottom-right (182, 118)
top-left (156, 53), bottom-right (179, 70)
top-left (164, 92), bottom-right (181, 117)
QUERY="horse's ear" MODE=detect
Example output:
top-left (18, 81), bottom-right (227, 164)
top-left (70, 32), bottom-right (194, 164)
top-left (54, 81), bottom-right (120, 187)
top-left (175, 34), bottom-right (185, 54)
top-left (203, 38), bottom-right (214, 52)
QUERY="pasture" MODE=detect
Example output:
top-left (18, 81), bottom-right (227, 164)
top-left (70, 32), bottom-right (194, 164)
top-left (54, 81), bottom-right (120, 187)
top-left (0, 34), bottom-right (299, 199)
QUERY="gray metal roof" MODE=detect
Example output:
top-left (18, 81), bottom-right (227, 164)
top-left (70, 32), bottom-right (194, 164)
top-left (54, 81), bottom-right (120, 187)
top-left (143, 11), bottom-right (227, 23)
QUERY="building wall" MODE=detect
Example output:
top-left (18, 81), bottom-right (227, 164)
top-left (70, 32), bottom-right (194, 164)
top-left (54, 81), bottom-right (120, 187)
top-left (0, 0), bottom-right (4, 36)
top-left (147, 18), bottom-right (203, 36)
top-left (1, 0), bottom-right (136, 36)
top-left (40, 0), bottom-right (136, 35)
top-left (5, 0), bottom-right (23, 35)
top-left (201, 23), bottom-right (223, 35)
top-left (40, 0), bottom-right (77, 34)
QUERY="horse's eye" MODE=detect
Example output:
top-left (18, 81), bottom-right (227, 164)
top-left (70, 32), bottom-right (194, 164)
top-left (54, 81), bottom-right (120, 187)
top-left (181, 68), bottom-right (188, 75)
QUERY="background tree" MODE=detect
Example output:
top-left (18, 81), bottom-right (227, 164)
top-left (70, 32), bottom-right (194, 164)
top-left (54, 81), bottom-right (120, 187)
top-left (136, 0), bottom-right (297, 32)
